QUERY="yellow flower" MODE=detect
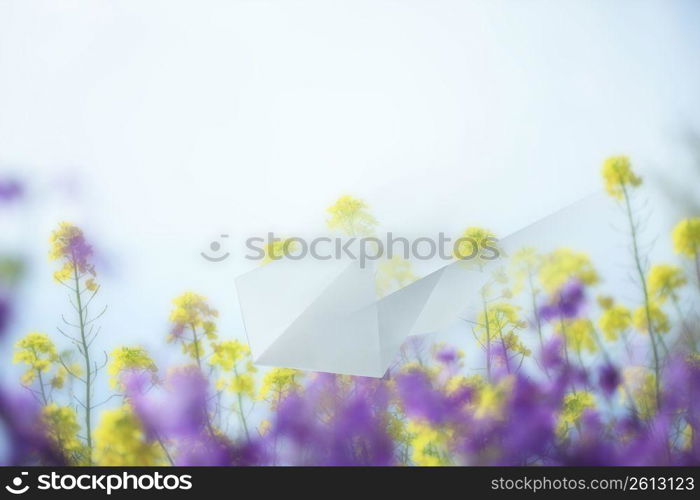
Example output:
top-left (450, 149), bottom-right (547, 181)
top-left (476, 303), bottom-right (530, 357)
top-left (647, 264), bottom-right (686, 303)
top-left (557, 392), bottom-right (596, 437)
top-left (168, 292), bottom-right (219, 361)
top-left (230, 372), bottom-right (256, 397)
top-left (53, 262), bottom-right (74, 283)
top-left (49, 222), bottom-right (82, 260)
top-left (632, 303), bottom-right (670, 335)
top-left (85, 278), bottom-right (98, 292)
top-left (557, 319), bottom-right (597, 354)
top-left (445, 374), bottom-right (485, 397)
top-left (672, 217), bottom-right (700, 257)
top-left (42, 404), bottom-right (84, 463)
top-left (597, 303), bottom-right (631, 341)
top-left (210, 340), bottom-right (258, 397)
top-left (508, 247), bottom-right (542, 295)
top-left (258, 368), bottom-right (302, 404)
top-left (209, 339), bottom-right (250, 371)
top-left (258, 419), bottom-right (272, 436)
top-left (601, 155), bottom-right (642, 200)
top-left (453, 226), bottom-right (499, 265)
top-left (50, 367), bottom-right (67, 389)
top-left (13, 332), bottom-right (59, 386)
top-left (108, 346), bottom-right (158, 389)
top-left (93, 406), bottom-right (166, 466)
top-left (473, 378), bottom-right (512, 419)
top-left (621, 367), bottom-right (656, 418)
top-left (326, 195), bottom-right (378, 236)
top-left (406, 421), bottom-right (453, 466)
top-left (261, 238), bottom-right (299, 265)
top-left (169, 292), bottom-right (218, 329)
top-left (376, 257), bottom-right (417, 297)
top-left (539, 248), bottom-right (599, 293)
top-left (49, 222), bottom-right (97, 284)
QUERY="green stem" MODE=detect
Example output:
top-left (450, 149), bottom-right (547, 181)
top-left (233, 366), bottom-right (251, 441)
top-left (671, 296), bottom-right (697, 352)
top-left (73, 264), bottom-right (92, 464)
top-left (482, 292), bottom-right (492, 381)
top-left (157, 436), bottom-right (175, 465)
top-left (36, 368), bottom-right (49, 406)
top-left (528, 272), bottom-right (545, 352)
top-left (190, 323), bottom-right (202, 369)
top-left (621, 185), bottom-right (661, 409)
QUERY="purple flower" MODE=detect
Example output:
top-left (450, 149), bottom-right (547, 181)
top-left (0, 388), bottom-right (63, 465)
top-left (123, 367), bottom-right (209, 441)
top-left (598, 363), bottom-right (620, 397)
top-left (0, 179), bottom-right (23, 203)
top-left (270, 374), bottom-right (396, 465)
top-left (0, 295), bottom-right (10, 338)
top-left (434, 345), bottom-right (459, 365)
top-left (539, 279), bottom-right (586, 321)
top-left (67, 233), bottom-right (94, 274)
top-left (541, 336), bottom-right (565, 371)
top-left (395, 370), bottom-right (456, 425)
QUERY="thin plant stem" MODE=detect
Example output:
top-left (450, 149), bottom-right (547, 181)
top-left (233, 365), bottom-right (251, 441)
top-left (621, 184), bottom-right (661, 409)
top-left (73, 262), bottom-right (92, 464)
top-left (481, 291), bottom-right (492, 381)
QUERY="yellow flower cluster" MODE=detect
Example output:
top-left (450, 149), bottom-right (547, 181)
top-left (108, 346), bottom-right (158, 389)
top-left (508, 247), bottom-right (542, 295)
top-left (49, 222), bottom-right (97, 286)
top-left (42, 404), bottom-right (84, 463)
top-left (597, 300), bottom-right (631, 341)
top-left (326, 195), bottom-right (378, 236)
top-left (557, 392), bottom-right (596, 437)
top-left (473, 377), bottom-right (513, 419)
top-left (453, 226), bottom-right (499, 267)
top-left (13, 332), bottom-right (60, 386)
top-left (672, 217), bottom-right (700, 257)
top-left (376, 257), bottom-right (417, 297)
top-left (601, 155), bottom-right (642, 200)
top-left (477, 303), bottom-right (530, 357)
top-left (93, 406), bottom-right (166, 466)
top-left (261, 238), bottom-right (299, 265)
top-left (539, 248), bottom-right (599, 293)
top-left (169, 292), bottom-right (218, 331)
top-left (258, 368), bottom-right (302, 404)
top-left (209, 339), bottom-right (257, 397)
top-left (168, 292), bottom-right (219, 362)
top-left (647, 264), bottom-right (686, 304)
top-left (622, 367), bottom-right (657, 418)
top-left (405, 421), bottom-right (453, 466)
top-left (632, 303), bottom-right (670, 335)
top-left (557, 319), bottom-right (597, 354)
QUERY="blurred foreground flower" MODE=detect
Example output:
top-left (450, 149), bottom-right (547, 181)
top-left (0, 178), bottom-right (23, 203)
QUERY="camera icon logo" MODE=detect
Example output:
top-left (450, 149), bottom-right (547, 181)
top-left (5, 472), bottom-right (29, 495)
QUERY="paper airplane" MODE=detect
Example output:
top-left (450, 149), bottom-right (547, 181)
top-left (235, 194), bottom-right (608, 377)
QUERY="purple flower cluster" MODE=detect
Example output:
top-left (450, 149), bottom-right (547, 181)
top-left (0, 388), bottom-right (64, 465)
top-left (266, 374), bottom-right (395, 465)
top-left (123, 367), bottom-right (259, 466)
top-left (539, 279), bottom-right (586, 321)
